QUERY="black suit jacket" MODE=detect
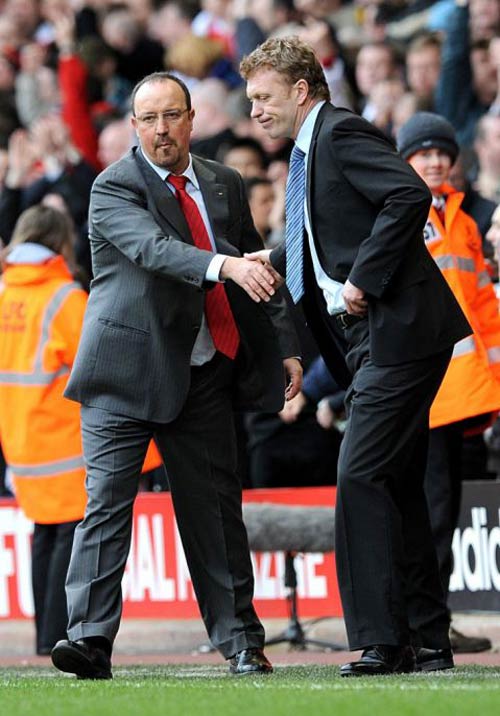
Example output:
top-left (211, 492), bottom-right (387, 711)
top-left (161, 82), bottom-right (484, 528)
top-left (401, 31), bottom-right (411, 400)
top-left (271, 104), bottom-right (470, 375)
top-left (65, 148), bottom-right (300, 422)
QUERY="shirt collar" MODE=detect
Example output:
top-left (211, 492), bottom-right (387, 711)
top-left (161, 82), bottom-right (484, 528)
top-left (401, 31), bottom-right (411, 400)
top-left (295, 101), bottom-right (326, 156)
top-left (140, 147), bottom-right (199, 189)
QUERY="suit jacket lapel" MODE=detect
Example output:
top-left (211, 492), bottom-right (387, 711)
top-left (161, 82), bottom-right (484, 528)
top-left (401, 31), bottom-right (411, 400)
top-left (306, 105), bottom-right (328, 242)
top-left (134, 147), bottom-right (192, 243)
top-left (193, 156), bottom-right (229, 251)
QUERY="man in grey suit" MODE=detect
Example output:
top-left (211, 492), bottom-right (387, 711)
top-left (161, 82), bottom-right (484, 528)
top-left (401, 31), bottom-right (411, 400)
top-left (51, 72), bottom-right (302, 680)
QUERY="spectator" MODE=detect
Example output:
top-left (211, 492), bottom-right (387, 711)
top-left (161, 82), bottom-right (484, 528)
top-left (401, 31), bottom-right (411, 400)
top-left (189, 78), bottom-right (237, 158)
top-left (434, 3), bottom-right (497, 148)
top-left (244, 175), bottom-right (284, 247)
top-left (0, 204), bottom-right (88, 655)
top-left (364, 76), bottom-right (406, 135)
top-left (0, 115), bottom-right (97, 278)
top-left (474, 113), bottom-right (500, 203)
top-left (4, 0), bottom-right (41, 45)
top-left (219, 136), bottom-right (267, 177)
top-left (0, 56), bottom-right (21, 144)
top-left (234, 0), bottom-right (296, 62)
top-left (449, 150), bottom-right (498, 262)
top-left (165, 33), bottom-right (240, 89)
top-left (52, 9), bottom-right (101, 172)
top-left (296, 19), bottom-right (355, 110)
top-left (100, 6), bottom-right (164, 85)
top-left (15, 42), bottom-right (59, 127)
top-left (486, 202), bottom-right (500, 264)
top-left (398, 110), bottom-right (500, 654)
top-left (469, 0), bottom-right (500, 42)
top-left (406, 31), bottom-right (441, 111)
top-left (354, 40), bottom-right (400, 119)
top-left (150, 0), bottom-right (200, 51)
top-left (77, 36), bottom-right (132, 117)
top-left (97, 119), bottom-right (133, 168)
top-left (391, 90), bottom-right (420, 137)
top-left (192, 0), bottom-right (235, 58)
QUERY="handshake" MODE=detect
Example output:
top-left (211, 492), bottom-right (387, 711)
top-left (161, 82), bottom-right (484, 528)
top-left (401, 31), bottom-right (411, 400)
top-left (220, 250), bottom-right (284, 303)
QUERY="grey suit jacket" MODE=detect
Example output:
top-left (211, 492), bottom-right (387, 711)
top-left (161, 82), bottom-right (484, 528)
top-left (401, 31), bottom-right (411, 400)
top-left (65, 148), bottom-right (299, 422)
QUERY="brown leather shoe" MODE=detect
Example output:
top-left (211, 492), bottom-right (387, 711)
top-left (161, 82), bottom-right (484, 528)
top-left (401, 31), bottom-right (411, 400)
top-left (341, 645), bottom-right (416, 677)
top-left (51, 639), bottom-right (112, 680)
top-left (449, 627), bottom-right (492, 654)
top-left (229, 648), bottom-right (273, 675)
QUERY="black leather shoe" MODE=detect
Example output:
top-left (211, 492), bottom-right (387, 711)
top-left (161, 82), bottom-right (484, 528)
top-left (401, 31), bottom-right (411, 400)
top-left (229, 648), bottom-right (273, 675)
top-left (340, 645), bottom-right (416, 677)
top-left (415, 647), bottom-right (455, 672)
top-left (51, 639), bottom-right (112, 680)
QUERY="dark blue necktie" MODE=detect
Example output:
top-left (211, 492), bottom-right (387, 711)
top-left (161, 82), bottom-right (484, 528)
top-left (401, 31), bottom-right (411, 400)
top-left (285, 145), bottom-right (306, 303)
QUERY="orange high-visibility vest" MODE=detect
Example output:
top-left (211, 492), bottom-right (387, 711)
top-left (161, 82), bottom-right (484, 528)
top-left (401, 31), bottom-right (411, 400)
top-left (0, 254), bottom-right (88, 523)
top-left (425, 183), bottom-right (500, 429)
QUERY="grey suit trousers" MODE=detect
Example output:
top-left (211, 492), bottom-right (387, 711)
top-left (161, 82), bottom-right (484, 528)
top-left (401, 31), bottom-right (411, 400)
top-left (65, 354), bottom-right (264, 658)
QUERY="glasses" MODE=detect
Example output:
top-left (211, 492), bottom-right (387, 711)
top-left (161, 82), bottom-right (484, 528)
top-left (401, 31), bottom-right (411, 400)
top-left (136, 109), bottom-right (189, 127)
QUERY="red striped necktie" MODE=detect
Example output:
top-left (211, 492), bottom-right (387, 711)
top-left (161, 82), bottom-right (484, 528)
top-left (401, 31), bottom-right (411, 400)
top-left (169, 173), bottom-right (240, 360)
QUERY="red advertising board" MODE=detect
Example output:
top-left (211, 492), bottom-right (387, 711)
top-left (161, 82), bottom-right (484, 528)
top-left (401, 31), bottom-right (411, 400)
top-left (0, 486), bottom-right (341, 621)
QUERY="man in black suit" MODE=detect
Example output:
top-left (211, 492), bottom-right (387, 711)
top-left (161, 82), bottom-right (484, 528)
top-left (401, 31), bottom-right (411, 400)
top-left (50, 72), bottom-right (302, 679)
top-left (240, 37), bottom-right (471, 676)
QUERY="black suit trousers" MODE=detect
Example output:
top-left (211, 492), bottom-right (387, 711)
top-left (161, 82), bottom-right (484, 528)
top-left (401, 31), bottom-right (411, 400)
top-left (333, 319), bottom-right (452, 650)
top-left (32, 520), bottom-right (78, 653)
top-left (66, 353), bottom-right (264, 658)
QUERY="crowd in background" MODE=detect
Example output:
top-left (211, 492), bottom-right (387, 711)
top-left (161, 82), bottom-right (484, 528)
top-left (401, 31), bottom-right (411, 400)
top-left (1, 0), bottom-right (500, 497)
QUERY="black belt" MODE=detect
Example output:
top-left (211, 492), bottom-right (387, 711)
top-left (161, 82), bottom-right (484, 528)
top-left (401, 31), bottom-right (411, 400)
top-left (334, 311), bottom-right (366, 330)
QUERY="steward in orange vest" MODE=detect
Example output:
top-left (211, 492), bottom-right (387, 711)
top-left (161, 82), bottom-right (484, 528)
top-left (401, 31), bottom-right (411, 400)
top-left (0, 205), bottom-right (164, 654)
top-left (0, 251), bottom-right (88, 523)
top-left (0, 206), bottom-right (87, 655)
top-left (424, 183), bottom-right (500, 430)
top-left (399, 112), bottom-right (500, 655)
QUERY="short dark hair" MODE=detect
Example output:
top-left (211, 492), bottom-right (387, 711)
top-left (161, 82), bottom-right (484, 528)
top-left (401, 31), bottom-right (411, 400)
top-left (158, 0), bottom-right (200, 21)
top-left (244, 176), bottom-right (273, 199)
top-left (131, 72), bottom-right (192, 115)
top-left (217, 136), bottom-right (268, 168)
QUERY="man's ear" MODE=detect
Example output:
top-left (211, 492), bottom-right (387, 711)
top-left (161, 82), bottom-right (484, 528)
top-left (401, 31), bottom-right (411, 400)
top-left (295, 79), bottom-right (310, 106)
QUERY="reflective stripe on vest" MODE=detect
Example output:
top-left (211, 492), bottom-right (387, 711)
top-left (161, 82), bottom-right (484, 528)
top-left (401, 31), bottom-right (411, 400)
top-left (0, 282), bottom-right (79, 386)
top-left (452, 336), bottom-right (475, 358)
top-left (488, 346), bottom-right (500, 365)
top-left (10, 454), bottom-right (85, 478)
top-left (477, 270), bottom-right (491, 288)
top-left (435, 255), bottom-right (476, 273)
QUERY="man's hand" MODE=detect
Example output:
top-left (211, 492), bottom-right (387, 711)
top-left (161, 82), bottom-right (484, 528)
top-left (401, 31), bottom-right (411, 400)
top-left (316, 398), bottom-right (335, 430)
top-left (244, 249), bottom-right (285, 287)
top-left (244, 248), bottom-right (271, 263)
top-left (279, 390), bottom-right (306, 423)
top-left (283, 357), bottom-right (303, 402)
top-left (5, 129), bottom-right (36, 188)
top-left (342, 279), bottom-right (368, 316)
top-left (220, 256), bottom-right (277, 302)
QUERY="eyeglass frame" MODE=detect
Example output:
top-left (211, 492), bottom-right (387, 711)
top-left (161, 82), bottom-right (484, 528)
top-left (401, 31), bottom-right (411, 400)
top-left (134, 109), bottom-right (191, 127)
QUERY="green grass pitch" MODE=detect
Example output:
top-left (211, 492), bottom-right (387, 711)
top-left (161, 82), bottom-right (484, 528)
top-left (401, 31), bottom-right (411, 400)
top-left (1, 664), bottom-right (499, 716)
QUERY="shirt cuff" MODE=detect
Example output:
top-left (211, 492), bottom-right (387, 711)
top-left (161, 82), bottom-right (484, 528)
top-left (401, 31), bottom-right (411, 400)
top-left (206, 254), bottom-right (228, 282)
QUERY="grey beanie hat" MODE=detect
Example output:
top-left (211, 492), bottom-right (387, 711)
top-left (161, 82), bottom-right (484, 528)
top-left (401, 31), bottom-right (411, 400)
top-left (396, 112), bottom-right (459, 164)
